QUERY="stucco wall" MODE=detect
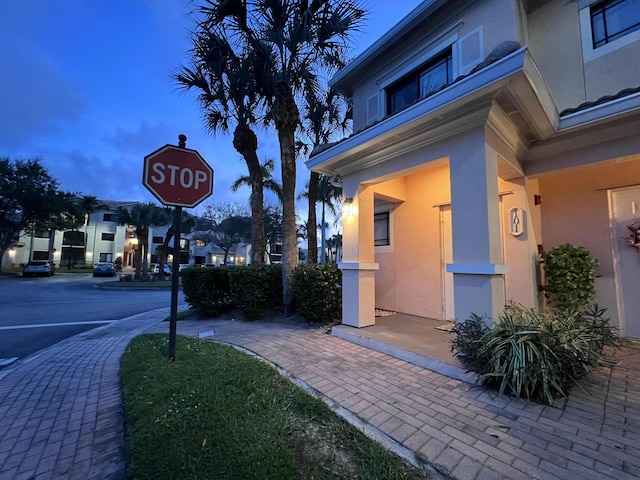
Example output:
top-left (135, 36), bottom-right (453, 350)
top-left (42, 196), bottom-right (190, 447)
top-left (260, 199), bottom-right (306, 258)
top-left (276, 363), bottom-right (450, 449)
top-left (538, 161), bottom-right (640, 327)
top-left (374, 164), bottom-right (451, 318)
top-left (350, 0), bottom-right (522, 133)
top-left (526, 0), bottom-right (586, 111)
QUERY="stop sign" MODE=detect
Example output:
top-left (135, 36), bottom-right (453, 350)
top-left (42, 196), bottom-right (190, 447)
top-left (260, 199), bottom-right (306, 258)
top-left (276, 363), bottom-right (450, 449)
top-left (143, 144), bottom-right (214, 208)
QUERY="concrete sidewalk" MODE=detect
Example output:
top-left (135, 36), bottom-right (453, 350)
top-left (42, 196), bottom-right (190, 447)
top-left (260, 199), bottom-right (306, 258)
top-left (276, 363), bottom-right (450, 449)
top-left (1, 313), bottom-right (639, 479)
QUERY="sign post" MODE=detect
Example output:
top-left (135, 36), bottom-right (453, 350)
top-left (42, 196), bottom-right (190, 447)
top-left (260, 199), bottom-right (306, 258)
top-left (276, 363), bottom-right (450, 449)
top-left (143, 134), bottom-right (214, 361)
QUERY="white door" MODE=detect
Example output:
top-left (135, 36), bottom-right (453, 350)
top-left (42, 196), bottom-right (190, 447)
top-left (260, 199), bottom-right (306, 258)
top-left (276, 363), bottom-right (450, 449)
top-left (440, 206), bottom-right (454, 321)
top-left (610, 187), bottom-right (640, 339)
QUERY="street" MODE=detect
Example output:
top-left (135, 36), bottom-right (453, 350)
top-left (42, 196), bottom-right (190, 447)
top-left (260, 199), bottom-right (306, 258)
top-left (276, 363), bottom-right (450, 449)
top-left (0, 273), bottom-right (187, 367)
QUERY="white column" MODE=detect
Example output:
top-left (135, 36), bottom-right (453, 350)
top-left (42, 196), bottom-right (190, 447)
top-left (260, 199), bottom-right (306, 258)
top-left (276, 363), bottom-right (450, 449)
top-left (339, 183), bottom-right (378, 327)
top-left (447, 126), bottom-right (507, 326)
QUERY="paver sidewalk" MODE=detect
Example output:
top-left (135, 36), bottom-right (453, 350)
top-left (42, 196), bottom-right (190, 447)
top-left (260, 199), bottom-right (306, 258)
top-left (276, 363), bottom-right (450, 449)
top-left (0, 309), bottom-right (168, 480)
top-left (153, 319), bottom-right (640, 480)
top-left (1, 312), bottom-right (638, 480)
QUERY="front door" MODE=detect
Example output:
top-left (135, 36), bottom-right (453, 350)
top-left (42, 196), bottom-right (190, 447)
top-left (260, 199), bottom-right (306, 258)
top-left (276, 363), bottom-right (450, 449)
top-left (440, 205), bottom-right (454, 321)
top-left (610, 186), bottom-right (640, 339)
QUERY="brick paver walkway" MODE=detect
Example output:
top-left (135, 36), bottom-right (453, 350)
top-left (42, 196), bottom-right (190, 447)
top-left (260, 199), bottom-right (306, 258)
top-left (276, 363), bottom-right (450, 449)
top-left (1, 311), bottom-right (638, 479)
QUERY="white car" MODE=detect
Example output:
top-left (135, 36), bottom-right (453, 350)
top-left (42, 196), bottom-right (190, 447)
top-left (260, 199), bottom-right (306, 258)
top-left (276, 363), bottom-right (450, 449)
top-left (23, 261), bottom-right (55, 277)
top-left (151, 263), bottom-right (171, 275)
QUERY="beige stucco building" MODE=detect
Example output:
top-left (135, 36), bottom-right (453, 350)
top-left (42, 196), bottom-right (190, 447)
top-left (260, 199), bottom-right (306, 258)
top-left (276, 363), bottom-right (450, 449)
top-left (307, 0), bottom-right (640, 338)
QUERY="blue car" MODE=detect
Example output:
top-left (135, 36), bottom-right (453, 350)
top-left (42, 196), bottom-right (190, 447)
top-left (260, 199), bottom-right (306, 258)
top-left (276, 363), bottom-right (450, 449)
top-left (93, 262), bottom-right (116, 277)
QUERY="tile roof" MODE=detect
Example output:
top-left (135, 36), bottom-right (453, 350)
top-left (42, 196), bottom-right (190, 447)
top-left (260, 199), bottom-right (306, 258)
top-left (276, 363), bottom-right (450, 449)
top-left (559, 86), bottom-right (640, 116)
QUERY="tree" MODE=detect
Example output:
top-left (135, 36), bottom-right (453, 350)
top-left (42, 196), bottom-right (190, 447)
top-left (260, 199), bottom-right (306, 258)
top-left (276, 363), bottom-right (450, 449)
top-left (197, 0), bottom-right (366, 313)
top-left (176, 22), bottom-right (267, 266)
top-left (298, 84), bottom-right (351, 263)
top-left (156, 210), bottom-right (197, 278)
top-left (116, 203), bottom-right (170, 280)
top-left (263, 204), bottom-right (283, 264)
top-left (231, 157), bottom-right (283, 204)
top-left (192, 215), bottom-right (252, 265)
top-left (0, 157), bottom-right (78, 272)
top-left (316, 174), bottom-right (342, 263)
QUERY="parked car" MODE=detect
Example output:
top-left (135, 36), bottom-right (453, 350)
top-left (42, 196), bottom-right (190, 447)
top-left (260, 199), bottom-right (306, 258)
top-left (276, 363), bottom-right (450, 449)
top-left (23, 261), bottom-right (55, 277)
top-left (151, 263), bottom-right (172, 275)
top-left (93, 262), bottom-right (116, 277)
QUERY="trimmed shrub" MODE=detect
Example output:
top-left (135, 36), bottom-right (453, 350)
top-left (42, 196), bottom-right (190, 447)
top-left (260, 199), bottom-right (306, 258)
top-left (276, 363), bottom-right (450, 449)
top-left (540, 244), bottom-right (599, 311)
top-left (451, 302), bottom-right (619, 405)
top-left (292, 263), bottom-right (342, 324)
top-left (181, 267), bottom-right (233, 317)
top-left (228, 265), bottom-right (283, 320)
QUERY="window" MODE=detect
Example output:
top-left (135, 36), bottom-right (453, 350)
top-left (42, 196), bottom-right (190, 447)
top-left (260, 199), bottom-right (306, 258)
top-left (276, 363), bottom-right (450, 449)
top-left (101, 233), bottom-right (115, 241)
top-left (99, 253), bottom-right (113, 262)
top-left (34, 230), bottom-right (50, 238)
top-left (103, 213), bottom-right (116, 222)
top-left (152, 236), bottom-right (164, 244)
top-left (374, 212), bottom-right (390, 246)
top-left (387, 50), bottom-right (453, 115)
top-left (591, 0), bottom-right (640, 48)
top-left (196, 239), bottom-right (206, 247)
top-left (63, 231), bottom-right (85, 246)
top-left (33, 251), bottom-right (50, 260)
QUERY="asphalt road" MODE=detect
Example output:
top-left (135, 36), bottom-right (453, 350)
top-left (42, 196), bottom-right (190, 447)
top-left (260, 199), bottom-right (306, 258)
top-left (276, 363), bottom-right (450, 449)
top-left (0, 273), bottom-right (187, 368)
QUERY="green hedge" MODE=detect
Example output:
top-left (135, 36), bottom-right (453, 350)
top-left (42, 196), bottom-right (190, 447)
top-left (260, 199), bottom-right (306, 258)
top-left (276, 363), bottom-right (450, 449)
top-left (292, 263), bottom-right (342, 324)
top-left (180, 267), bottom-right (233, 317)
top-left (229, 265), bottom-right (283, 320)
top-left (182, 263), bottom-right (341, 324)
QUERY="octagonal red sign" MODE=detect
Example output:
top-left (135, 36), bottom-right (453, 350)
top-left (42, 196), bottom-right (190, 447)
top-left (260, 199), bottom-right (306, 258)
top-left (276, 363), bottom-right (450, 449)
top-left (143, 144), bottom-right (214, 208)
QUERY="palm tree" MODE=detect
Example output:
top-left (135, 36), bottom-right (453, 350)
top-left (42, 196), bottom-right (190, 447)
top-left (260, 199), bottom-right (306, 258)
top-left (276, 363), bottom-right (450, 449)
top-left (176, 23), bottom-right (267, 265)
top-left (299, 84), bottom-right (351, 263)
top-left (197, 0), bottom-right (366, 313)
top-left (231, 157), bottom-right (283, 204)
top-left (317, 175), bottom-right (342, 263)
top-left (116, 203), bottom-right (170, 280)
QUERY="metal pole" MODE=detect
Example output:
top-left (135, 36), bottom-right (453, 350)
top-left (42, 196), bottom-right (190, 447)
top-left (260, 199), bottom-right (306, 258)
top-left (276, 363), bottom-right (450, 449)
top-left (168, 205), bottom-right (182, 362)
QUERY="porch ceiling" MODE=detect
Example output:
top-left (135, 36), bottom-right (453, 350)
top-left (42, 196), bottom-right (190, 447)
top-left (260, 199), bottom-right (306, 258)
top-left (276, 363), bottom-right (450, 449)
top-left (307, 48), bottom-right (557, 180)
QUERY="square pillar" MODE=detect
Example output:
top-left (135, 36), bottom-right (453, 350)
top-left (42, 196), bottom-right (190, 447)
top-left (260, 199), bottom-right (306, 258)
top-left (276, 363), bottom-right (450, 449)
top-left (339, 183), bottom-right (379, 327)
top-left (448, 127), bottom-right (507, 325)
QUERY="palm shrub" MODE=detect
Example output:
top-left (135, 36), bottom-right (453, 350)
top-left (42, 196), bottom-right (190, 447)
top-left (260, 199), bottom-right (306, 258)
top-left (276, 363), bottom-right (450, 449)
top-left (540, 244), bottom-right (598, 311)
top-left (451, 302), bottom-right (619, 405)
top-left (292, 263), bottom-right (342, 324)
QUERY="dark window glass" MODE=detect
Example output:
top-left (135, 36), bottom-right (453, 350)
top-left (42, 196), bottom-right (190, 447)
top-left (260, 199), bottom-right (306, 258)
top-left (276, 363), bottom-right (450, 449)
top-left (101, 233), bottom-right (115, 241)
top-left (103, 213), bottom-right (116, 222)
top-left (63, 231), bottom-right (85, 246)
top-left (34, 230), bottom-right (50, 238)
top-left (374, 212), bottom-right (390, 246)
top-left (33, 251), bottom-right (50, 260)
top-left (387, 50), bottom-right (453, 115)
top-left (99, 253), bottom-right (113, 262)
top-left (591, 0), bottom-right (640, 48)
top-left (152, 236), bottom-right (163, 244)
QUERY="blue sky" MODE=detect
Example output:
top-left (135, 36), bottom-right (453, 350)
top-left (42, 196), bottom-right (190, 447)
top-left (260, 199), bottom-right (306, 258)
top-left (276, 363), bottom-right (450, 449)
top-left (0, 1), bottom-right (421, 214)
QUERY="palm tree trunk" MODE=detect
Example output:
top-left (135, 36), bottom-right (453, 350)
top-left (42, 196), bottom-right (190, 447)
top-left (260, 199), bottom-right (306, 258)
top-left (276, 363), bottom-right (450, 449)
top-left (273, 83), bottom-right (299, 314)
top-left (307, 171), bottom-right (319, 263)
top-left (233, 124), bottom-right (265, 265)
top-left (320, 201), bottom-right (327, 264)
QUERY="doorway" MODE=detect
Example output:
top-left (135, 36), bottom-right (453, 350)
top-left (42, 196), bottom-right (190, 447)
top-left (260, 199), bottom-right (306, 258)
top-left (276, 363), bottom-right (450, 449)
top-left (610, 186), bottom-right (640, 339)
top-left (440, 205), bottom-right (454, 321)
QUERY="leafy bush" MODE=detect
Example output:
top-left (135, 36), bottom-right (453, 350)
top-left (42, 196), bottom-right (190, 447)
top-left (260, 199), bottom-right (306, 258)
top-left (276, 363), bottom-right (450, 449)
top-left (228, 265), bottom-right (283, 320)
top-left (540, 244), bottom-right (599, 311)
top-left (292, 263), bottom-right (342, 324)
top-left (180, 267), bottom-right (233, 317)
top-left (451, 302), bottom-right (619, 405)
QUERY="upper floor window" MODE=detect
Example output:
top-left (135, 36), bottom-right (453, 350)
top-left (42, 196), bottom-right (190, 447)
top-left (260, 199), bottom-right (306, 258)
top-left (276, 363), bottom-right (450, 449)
top-left (63, 231), bottom-right (85, 246)
top-left (591, 0), bottom-right (640, 48)
top-left (387, 50), bottom-right (453, 116)
top-left (101, 233), bottom-right (115, 241)
top-left (152, 236), bottom-right (164, 244)
top-left (103, 213), bottom-right (116, 222)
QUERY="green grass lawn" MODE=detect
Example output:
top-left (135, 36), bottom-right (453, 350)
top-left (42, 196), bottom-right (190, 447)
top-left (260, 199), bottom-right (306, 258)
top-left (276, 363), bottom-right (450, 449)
top-left (120, 334), bottom-right (431, 480)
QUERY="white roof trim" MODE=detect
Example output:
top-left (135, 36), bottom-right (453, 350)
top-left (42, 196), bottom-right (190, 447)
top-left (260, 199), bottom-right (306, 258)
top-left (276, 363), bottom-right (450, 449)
top-left (559, 92), bottom-right (640, 131)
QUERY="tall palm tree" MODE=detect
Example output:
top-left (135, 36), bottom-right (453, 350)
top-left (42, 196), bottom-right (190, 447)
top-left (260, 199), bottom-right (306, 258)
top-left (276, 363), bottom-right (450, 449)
top-left (176, 23), bottom-right (267, 265)
top-left (299, 83), bottom-right (351, 263)
top-left (198, 0), bottom-right (366, 313)
top-left (231, 157), bottom-right (283, 203)
top-left (317, 174), bottom-right (342, 263)
top-left (116, 203), bottom-right (170, 280)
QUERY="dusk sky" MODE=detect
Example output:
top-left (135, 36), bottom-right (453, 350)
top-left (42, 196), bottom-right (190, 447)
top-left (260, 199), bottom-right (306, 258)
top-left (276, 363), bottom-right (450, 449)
top-left (0, 1), bottom-right (422, 215)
